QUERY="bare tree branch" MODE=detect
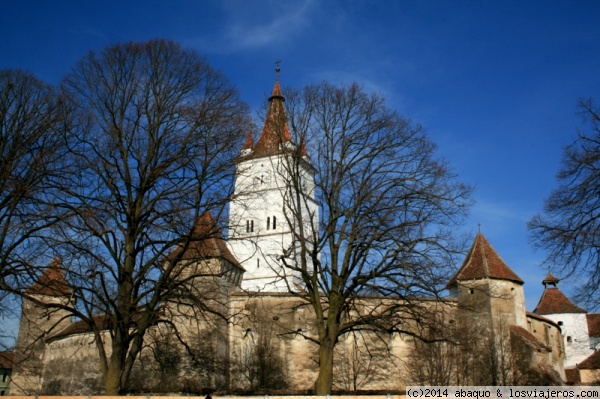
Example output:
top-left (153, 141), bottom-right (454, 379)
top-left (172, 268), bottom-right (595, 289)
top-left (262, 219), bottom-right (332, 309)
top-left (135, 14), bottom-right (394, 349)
top-left (278, 82), bottom-right (473, 394)
top-left (529, 97), bottom-right (600, 309)
top-left (34, 39), bottom-right (250, 394)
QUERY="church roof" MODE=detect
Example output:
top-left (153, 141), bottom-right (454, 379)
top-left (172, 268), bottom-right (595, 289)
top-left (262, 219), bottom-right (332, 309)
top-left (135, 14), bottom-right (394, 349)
top-left (167, 211), bottom-right (244, 271)
top-left (235, 71), bottom-right (300, 163)
top-left (447, 232), bottom-right (523, 287)
top-left (25, 257), bottom-right (72, 297)
top-left (252, 80), bottom-right (292, 157)
top-left (587, 314), bottom-right (600, 337)
top-left (577, 349), bottom-right (600, 370)
top-left (533, 287), bottom-right (586, 315)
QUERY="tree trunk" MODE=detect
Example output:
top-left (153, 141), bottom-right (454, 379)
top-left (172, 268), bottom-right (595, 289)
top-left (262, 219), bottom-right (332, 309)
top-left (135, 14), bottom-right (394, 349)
top-left (315, 337), bottom-right (335, 395)
top-left (104, 348), bottom-right (125, 395)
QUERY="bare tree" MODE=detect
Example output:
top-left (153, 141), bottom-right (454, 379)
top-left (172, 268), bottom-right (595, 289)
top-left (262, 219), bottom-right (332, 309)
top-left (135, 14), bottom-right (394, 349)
top-left (333, 330), bottom-right (388, 391)
top-left (277, 82), bottom-right (473, 394)
top-left (529, 98), bottom-right (600, 308)
top-left (39, 39), bottom-right (250, 394)
top-left (0, 70), bottom-right (66, 344)
top-left (234, 302), bottom-right (289, 393)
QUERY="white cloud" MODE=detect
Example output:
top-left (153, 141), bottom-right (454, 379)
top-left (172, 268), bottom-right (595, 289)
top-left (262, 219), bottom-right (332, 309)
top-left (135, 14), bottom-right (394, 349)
top-left (187, 0), bottom-right (316, 53)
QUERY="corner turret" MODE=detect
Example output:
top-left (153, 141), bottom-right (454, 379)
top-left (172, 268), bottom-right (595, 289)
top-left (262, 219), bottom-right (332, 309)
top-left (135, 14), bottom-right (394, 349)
top-left (11, 258), bottom-right (73, 394)
top-left (448, 232), bottom-right (526, 328)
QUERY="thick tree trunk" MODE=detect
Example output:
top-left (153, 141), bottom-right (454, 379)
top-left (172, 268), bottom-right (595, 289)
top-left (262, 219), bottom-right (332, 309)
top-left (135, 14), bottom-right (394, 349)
top-left (104, 347), bottom-right (125, 395)
top-left (315, 337), bottom-right (335, 395)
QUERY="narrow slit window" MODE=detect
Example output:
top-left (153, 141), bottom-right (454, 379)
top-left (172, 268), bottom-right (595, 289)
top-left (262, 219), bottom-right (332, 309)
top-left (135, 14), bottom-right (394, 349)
top-left (267, 217), bottom-right (270, 230)
top-left (273, 216), bottom-right (277, 229)
top-left (251, 220), bottom-right (254, 232)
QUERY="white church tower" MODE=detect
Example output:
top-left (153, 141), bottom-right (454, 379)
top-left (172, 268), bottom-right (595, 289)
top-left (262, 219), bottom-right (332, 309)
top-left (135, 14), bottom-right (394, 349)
top-left (228, 69), bottom-right (318, 292)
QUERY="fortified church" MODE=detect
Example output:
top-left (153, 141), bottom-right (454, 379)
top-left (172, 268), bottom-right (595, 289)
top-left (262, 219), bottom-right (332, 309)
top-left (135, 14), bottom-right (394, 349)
top-left (6, 74), bottom-right (600, 394)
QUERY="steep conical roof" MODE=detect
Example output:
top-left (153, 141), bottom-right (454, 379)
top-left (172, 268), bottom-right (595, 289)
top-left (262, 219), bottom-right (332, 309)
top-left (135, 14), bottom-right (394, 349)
top-left (168, 211), bottom-right (244, 271)
top-left (447, 232), bottom-right (524, 287)
top-left (533, 275), bottom-right (586, 314)
top-left (251, 79), bottom-right (292, 157)
top-left (26, 257), bottom-right (72, 297)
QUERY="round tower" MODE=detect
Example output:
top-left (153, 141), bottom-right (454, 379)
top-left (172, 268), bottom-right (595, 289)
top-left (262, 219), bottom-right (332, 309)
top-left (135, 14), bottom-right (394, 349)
top-left (533, 273), bottom-right (590, 367)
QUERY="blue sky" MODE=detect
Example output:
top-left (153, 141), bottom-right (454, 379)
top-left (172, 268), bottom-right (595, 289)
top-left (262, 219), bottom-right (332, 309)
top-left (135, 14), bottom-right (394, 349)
top-left (1, 0), bottom-right (599, 317)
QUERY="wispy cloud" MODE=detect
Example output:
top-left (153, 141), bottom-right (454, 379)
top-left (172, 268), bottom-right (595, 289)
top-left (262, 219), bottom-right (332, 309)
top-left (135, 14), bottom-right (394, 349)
top-left (187, 0), bottom-right (316, 53)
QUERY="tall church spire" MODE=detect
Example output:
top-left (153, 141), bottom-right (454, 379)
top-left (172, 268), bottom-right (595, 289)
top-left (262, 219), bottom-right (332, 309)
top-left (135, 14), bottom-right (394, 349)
top-left (252, 66), bottom-right (291, 157)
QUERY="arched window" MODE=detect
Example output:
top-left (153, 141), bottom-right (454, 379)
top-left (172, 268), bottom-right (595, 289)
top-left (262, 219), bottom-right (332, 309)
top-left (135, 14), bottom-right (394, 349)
top-left (267, 217), bottom-right (270, 230)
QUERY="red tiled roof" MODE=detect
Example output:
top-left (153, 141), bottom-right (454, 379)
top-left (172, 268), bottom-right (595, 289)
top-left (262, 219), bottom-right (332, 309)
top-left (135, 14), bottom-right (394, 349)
top-left (565, 368), bottom-right (581, 384)
top-left (587, 314), bottom-right (600, 337)
top-left (25, 257), bottom-right (72, 297)
top-left (533, 287), bottom-right (586, 315)
top-left (510, 325), bottom-right (551, 352)
top-left (447, 232), bottom-right (523, 287)
top-left (577, 350), bottom-right (600, 370)
top-left (0, 352), bottom-right (14, 369)
top-left (47, 314), bottom-right (111, 342)
top-left (167, 211), bottom-right (244, 271)
top-left (245, 80), bottom-right (292, 158)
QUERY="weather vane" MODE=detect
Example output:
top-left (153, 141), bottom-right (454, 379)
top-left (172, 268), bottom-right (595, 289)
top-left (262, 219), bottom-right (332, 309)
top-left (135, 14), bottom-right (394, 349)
top-left (275, 60), bottom-right (281, 81)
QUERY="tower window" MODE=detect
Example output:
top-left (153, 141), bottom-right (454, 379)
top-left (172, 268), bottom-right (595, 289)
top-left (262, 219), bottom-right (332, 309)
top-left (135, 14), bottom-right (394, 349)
top-left (246, 220), bottom-right (254, 233)
top-left (267, 216), bottom-right (276, 230)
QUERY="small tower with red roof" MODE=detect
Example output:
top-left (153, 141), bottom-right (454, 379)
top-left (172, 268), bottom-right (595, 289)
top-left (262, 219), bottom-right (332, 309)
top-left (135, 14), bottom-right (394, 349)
top-left (11, 258), bottom-right (73, 395)
top-left (533, 273), bottom-right (591, 368)
top-left (228, 67), bottom-right (317, 292)
top-left (448, 232), bottom-right (527, 329)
